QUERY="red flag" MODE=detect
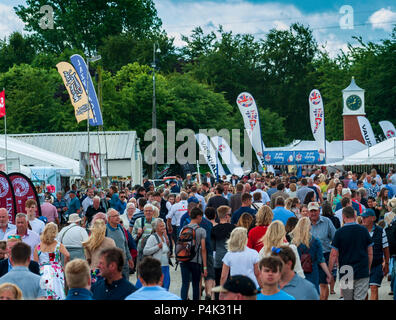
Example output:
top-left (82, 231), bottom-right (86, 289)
top-left (0, 90), bottom-right (5, 118)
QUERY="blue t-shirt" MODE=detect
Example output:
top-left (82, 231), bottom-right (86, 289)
top-left (331, 222), bottom-right (373, 280)
top-left (272, 207), bottom-right (295, 226)
top-left (91, 277), bottom-right (137, 300)
top-left (257, 290), bottom-right (295, 300)
top-left (231, 206), bottom-right (256, 225)
top-left (125, 286), bottom-right (181, 300)
top-left (67, 197), bottom-right (81, 216)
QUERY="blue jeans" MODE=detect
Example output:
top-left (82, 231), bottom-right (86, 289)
top-left (391, 257), bottom-right (396, 300)
top-left (180, 261), bottom-right (201, 300)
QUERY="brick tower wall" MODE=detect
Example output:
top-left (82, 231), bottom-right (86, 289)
top-left (343, 115), bottom-right (365, 144)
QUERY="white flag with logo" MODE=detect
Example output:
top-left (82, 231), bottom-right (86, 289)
top-left (357, 116), bottom-right (377, 147)
top-left (195, 133), bottom-right (226, 178)
top-left (309, 89), bottom-right (326, 146)
top-left (210, 136), bottom-right (244, 177)
top-left (379, 121), bottom-right (396, 139)
top-left (236, 92), bottom-right (266, 168)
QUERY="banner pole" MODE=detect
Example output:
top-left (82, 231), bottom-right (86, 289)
top-left (3, 88), bottom-right (7, 174)
top-left (86, 58), bottom-right (91, 187)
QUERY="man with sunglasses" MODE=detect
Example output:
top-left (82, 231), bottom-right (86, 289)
top-left (0, 235), bottom-right (40, 277)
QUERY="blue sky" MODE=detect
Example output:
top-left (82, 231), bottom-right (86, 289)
top-left (1, 0), bottom-right (395, 57)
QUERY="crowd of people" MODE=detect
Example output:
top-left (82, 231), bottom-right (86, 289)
top-left (0, 166), bottom-right (395, 300)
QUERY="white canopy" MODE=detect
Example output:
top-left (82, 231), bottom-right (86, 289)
top-left (0, 135), bottom-right (80, 175)
top-left (326, 137), bottom-right (396, 166)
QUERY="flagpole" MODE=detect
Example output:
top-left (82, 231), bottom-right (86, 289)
top-left (3, 88), bottom-right (6, 174)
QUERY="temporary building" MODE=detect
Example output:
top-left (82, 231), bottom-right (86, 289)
top-left (325, 137), bottom-right (396, 166)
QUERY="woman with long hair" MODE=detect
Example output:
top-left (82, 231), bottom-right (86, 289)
top-left (258, 220), bottom-right (305, 278)
top-left (33, 222), bottom-right (70, 300)
top-left (236, 213), bottom-right (254, 231)
top-left (82, 219), bottom-right (116, 283)
top-left (331, 182), bottom-right (343, 211)
top-left (220, 227), bottom-right (262, 290)
top-left (303, 191), bottom-right (316, 206)
top-left (376, 188), bottom-right (389, 220)
top-left (247, 206), bottom-right (273, 252)
top-left (321, 201), bottom-right (340, 230)
top-left (290, 217), bottom-right (332, 293)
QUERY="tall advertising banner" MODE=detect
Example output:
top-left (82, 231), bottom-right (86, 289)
top-left (379, 121), bottom-right (396, 139)
top-left (70, 54), bottom-right (103, 126)
top-left (309, 89), bottom-right (326, 160)
top-left (0, 90), bottom-right (5, 118)
top-left (195, 133), bottom-right (226, 178)
top-left (236, 92), bottom-right (266, 169)
top-left (210, 136), bottom-right (244, 177)
top-left (56, 61), bottom-right (94, 123)
top-left (8, 173), bottom-right (42, 218)
top-left (357, 116), bottom-right (377, 147)
top-left (0, 171), bottom-right (17, 223)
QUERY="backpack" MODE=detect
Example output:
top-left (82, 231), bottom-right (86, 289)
top-left (385, 220), bottom-right (396, 256)
top-left (300, 242), bottom-right (313, 274)
top-left (175, 224), bottom-right (200, 263)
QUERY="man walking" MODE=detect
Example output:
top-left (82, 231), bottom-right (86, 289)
top-left (361, 208), bottom-right (390, 300)
top-left (329, 206), bottom-right (373, 300)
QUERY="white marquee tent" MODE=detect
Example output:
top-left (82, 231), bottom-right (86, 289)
top-left (326, 137), bottom-right (396, 166)
top-left (0, 135), bottom-right (80, 175)
top-left (266, 139), bottom-right (367, 164)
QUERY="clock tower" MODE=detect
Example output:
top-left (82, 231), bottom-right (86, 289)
top-left (342, 77), bottom-right (365, 144)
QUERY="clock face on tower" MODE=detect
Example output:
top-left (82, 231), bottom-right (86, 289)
top-left (346, 94), bottom-right (362, 111)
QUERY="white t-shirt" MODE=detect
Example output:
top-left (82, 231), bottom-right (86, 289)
top-left (166, 200), bottom-right (188, 226)
top-left (56, 223), bottom-right (89, 248)
top-left (82, 197), bottom-right (93, 214)
top-left (251, 189), bottom-right (270, 204)
top-left (29, 218), bottom-right (45, 235)
top-left (222, 247), bottom-right (260, 289)
top-left (335, 208), bottom-right (343, 225)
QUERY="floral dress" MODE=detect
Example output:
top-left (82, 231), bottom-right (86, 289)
top-left (37, 241), bottom-right (65, 300)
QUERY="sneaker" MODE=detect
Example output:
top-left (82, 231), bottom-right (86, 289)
top-left (338, 297), bottom-right (344, 300)
top-left (389, 292), bottom-right (394, 296)
top-left (205, 295), bottom-right (212, 301)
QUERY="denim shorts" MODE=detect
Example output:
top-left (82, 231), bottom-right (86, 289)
top-left (369, 264), bottom-right (384, 287)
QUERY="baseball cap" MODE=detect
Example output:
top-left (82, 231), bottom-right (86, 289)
top-left (308, 202), bottom-right (320, 211)
top-left (187, 196), bottom-right (199, 204)
top-left (342, 188), bottom-right (351, 196)
top-left (361, 208), bottom-right (376, 218)
top-left (211, 275), bottom-right (258, 296)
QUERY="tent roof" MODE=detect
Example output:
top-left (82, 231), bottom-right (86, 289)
top-left (326, 137), bottom-right (396, 166)
top-left (9, 131), bottom-right (138, 161)
top-left (0, 136), bottom-right (80, 175)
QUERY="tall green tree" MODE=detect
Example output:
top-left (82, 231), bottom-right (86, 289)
top-left (0, 32), bottom-right (36, 72)
top-left (15, 0), bottom-right (162, 54)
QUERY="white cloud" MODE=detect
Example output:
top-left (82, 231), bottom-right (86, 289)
top-left (0, 4), bottom-right (25, 39)
top-left (368, 7), bottom-right (396, 32)
top-left (155, 0), bottom-right (348, 57)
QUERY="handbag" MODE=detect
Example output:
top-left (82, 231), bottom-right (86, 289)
top-left (300, 241), bottom-right (313, 274)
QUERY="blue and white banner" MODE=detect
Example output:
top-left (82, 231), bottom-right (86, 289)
top-left (236, 92), bottom-right (266, 167)
top-left (379, 120), bottom-right (396, 139)
top-left (263, 150), bottom-right (325, 165)
top-left (210, 136), bottom-right (244, 177)
top-left (357, 116), bottom-right (377, 147)
top-left (70, 54), bottom-right (103, 126)
top-left (195, 133), bottom-right (226, 179)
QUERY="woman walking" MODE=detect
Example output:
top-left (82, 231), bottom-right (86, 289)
top-left (33, 222), bottom-right (70, 300)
